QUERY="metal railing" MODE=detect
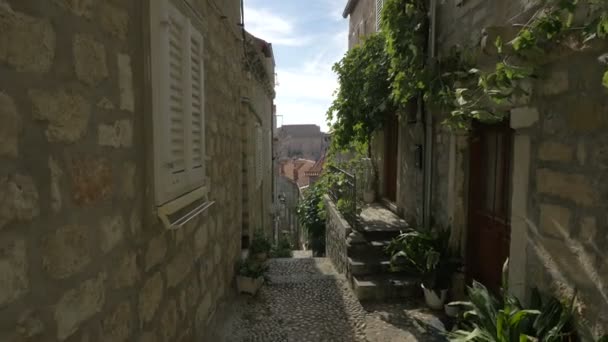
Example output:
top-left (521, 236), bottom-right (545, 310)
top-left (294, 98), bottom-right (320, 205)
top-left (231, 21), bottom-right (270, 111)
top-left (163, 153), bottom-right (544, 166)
top-left (328, 165), bottom-right (358, 229)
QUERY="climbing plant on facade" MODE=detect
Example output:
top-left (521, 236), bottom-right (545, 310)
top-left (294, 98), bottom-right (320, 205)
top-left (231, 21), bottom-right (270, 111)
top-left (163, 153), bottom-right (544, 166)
top-left (379, 0), bottom-right (608, 130)
top-left (326, 33), bottom-right (394, 153)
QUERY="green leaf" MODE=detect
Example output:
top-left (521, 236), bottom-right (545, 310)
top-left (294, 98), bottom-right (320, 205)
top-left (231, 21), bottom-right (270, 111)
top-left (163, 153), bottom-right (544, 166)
top-left (603, 70), bottom-right (608, 89)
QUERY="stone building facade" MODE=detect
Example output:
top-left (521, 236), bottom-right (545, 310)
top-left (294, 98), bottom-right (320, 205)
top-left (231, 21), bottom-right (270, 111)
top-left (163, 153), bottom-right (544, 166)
top-left (343, 0), bottom-right (608, 337)
top-left (0, 0), bottom-right (274, 341)
top-left (276, 124), bottom-right (329, 161)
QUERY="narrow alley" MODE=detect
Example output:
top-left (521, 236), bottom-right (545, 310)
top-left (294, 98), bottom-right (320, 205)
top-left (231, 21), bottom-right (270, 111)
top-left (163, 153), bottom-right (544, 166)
top-left (209, 256), bottom-right (447, 342)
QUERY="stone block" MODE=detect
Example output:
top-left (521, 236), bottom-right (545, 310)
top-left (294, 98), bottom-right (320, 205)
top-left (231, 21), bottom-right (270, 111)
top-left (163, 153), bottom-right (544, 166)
top-left (0, 92), bottom-right (19, 157)
top-left (16, 310), bottom-right (45, 338)
top-left (118, 54), bottom-right (134, 112)
top-left (536, 169), bottom-right (597, 206)
top-left (53, 0), bottom-right (94, 18)
top-left (73, 34), bottom-right (108, 86)
top-left (41, 225), bottom-right (91, 279)
top-left (193, 225), bottom-right (208, 258)
top-left (0, 174), bottom-right (39, 230)
top-left (30, 89), bottom-right (90, 143)
top-left (567, 100), bottom-right (606, 133)
top-left (579, 216), bottom-right (597, 245)
top-left (577, 142), bottom-right (587, 165)
top-left (137, 331), bottom-right (158, 342)
top-left (539, 204), bottom-right (571, 238)
top-left (112, 252), bottom-right (139, 289)
top-left (540, 71), bottom-right (569, 95)
top-left (100, 3), bottom-right (128, 40)
top-left (195, 292), bottom-right (212, 330)
top-left (145, 234), bottom-right (167, 272)
top-left (49, 157), bottom-right (63, 213)
top-left (98, 120), bottom-right (133, 148)
top-left (510, 106), bottom-right (539, 129)
top-left (166, 246), bottom-right (193, 288)
top-left (97, 97), bottom-right (115, 110)
top-left (122, 162), bottom-right (136, 199)
top-left (100, 215), bottom-right (125, 254)
top-left (54, 273), bottom-right (106, 340)
top-left (592, 140), bottom-right (608, 170)
top-left (0, 239), bottom-right (28, 306)
top-left (0, 4), bottom-right (55, 72)
top-left (69, 158), bottom-right (112, 205)
top-left (538, 141), bottom-right (574, 162)
top-left (100, 302), bottom-right (132, 342)
top-left (139, 272), bottom-right (163, 324)
top-left (160, 300), bottom-right (177, 341)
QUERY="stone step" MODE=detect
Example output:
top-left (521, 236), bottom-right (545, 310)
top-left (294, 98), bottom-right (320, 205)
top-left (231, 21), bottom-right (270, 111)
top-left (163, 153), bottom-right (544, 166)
top-left (347, 238), bottom-right (393, 259)
top-left (348, 256), bottom-right (393, 276)
top-left (353, 274), bottom-right (421, 302)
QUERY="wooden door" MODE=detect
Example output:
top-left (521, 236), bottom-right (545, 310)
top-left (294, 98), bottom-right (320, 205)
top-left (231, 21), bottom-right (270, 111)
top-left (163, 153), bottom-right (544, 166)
top-left (384, 113), bottom-right (398, 202)
top-left (467, 123), bottom-right (513, 293)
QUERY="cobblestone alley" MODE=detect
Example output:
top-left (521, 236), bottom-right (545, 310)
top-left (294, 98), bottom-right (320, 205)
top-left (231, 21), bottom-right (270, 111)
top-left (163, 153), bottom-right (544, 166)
top-left (207, 257), bottom-right (447, 342)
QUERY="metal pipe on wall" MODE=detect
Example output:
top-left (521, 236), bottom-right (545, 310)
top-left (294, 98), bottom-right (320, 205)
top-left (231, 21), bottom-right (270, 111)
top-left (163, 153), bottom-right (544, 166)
top-left (423, 0), bottom-right (438, 229)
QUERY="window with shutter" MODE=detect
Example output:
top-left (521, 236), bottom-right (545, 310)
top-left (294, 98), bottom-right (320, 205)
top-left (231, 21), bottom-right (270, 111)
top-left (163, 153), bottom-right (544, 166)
top-left (151, 0), bottom-right (207, 206)
top-left (376, 0), bottom-right (384, 32)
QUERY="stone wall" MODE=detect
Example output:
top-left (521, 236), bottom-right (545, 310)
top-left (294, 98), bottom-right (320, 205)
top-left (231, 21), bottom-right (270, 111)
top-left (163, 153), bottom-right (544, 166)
top-left (395, 107), bottom-right (424, 226)
top-left (276, 176), bottom-right (301, 248)
top-left (324, 195), bottom-right (351, 276)
top-left (241, 35), bottom-right (275, 242)
top-left (431, 1), bottom-right (608, 337)
top-left (0, 0), bottom-right (269, 340)
top-left (522, 51), bottom-right (608, 338)
top-left (346, 0), bottom-right (376, 49)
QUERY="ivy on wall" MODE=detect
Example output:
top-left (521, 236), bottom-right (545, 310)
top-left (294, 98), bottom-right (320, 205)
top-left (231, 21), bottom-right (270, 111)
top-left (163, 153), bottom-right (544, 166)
top-left (327, 0), bottom-right (608, 148)
top-left (326, 33), bottom-right (395, 154)
top-left (379, 0), bottom-right (608, 129)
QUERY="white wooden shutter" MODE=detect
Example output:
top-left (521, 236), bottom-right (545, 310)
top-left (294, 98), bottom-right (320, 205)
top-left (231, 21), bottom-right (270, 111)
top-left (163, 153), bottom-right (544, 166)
top-left (187, 23), bottom-right (206, 185)
top-left (151, 0), bottom-right (206, 205)
top-left (376, 0), bottom-right (384, 32)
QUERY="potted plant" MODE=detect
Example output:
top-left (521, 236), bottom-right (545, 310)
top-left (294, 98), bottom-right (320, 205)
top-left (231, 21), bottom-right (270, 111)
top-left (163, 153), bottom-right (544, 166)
top-left (386, 228), bottom-right (457, 310)
top-left (449, 260), bottom-right (579, 341)
top-left (236, 258), bottom-right (267, 295)
top-left (249, 231), bottom-right (271, 262)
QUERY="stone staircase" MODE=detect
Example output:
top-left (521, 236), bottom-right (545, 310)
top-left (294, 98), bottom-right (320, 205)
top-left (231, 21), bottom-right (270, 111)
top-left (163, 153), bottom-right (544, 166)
top-left (346, 204), bottom-right (420, 301)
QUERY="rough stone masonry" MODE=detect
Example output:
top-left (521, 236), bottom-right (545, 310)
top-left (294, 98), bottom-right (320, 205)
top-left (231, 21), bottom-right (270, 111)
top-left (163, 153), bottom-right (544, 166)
top-left (0, 0), bottom-right (266, 340)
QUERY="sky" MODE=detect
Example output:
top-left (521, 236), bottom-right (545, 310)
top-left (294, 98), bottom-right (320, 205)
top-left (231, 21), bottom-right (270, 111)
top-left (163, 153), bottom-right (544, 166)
top-left (244, 0), bottom-right (349, 133)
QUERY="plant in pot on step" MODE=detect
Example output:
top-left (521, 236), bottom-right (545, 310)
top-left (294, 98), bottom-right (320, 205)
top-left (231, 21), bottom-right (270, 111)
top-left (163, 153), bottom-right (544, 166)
top-left (249, 231), bottom-right (271, 262)
top-left (386, 228), bottom-right (456, 310)
top-left (236, 258), bottom-right (268, 295)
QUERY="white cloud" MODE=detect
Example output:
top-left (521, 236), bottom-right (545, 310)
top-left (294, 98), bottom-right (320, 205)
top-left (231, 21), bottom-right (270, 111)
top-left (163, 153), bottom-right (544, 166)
top-left (275, 29), bottom-right (348, 132)
top-left (244, 7), bottom-right (312, 46)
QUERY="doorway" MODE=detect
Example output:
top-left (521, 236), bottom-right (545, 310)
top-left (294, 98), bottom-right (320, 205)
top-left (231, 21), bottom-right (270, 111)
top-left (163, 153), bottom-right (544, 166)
top-left (467, 123), bottom-right (513, 293)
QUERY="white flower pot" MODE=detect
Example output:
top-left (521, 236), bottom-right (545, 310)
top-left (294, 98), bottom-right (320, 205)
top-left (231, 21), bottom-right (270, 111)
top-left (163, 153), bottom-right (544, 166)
top-left (421, 284), bottom-right (448, 310)
top-left (237, 275), bottom-right (264, 295)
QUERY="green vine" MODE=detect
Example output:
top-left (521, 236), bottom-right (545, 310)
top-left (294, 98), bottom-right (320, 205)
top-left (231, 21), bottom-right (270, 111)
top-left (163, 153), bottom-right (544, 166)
top-left (380, 0), bottom-right (608, 130)
top-left (326, 33), bottom-right (394, 153)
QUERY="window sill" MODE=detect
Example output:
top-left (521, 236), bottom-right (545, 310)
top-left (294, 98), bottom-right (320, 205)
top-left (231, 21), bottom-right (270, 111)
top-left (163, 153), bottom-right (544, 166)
top-left (157, 186), bottom-right (214, 230)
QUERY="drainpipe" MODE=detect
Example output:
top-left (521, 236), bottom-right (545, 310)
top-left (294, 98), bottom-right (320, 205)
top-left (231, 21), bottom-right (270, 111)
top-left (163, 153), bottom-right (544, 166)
top-left (423, 0), bottom-right (437, 229)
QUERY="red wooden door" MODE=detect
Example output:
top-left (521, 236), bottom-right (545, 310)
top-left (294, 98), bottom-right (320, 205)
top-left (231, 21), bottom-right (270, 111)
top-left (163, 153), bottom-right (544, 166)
top-left (384, 113), bottom-right (398, 202)
top-left (467, 123), bottom-right (513, 293)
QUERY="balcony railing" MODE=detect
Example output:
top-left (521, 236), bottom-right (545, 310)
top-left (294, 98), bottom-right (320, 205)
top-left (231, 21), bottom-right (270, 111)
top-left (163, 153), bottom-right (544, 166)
top-left (327, 165), bottom-right (357, 229)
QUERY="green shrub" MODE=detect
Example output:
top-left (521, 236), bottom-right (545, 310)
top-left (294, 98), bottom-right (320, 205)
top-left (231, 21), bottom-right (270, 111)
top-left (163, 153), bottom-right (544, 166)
top-left (237, 258), bottom-right (268, 278)
top-left (249, 231), bottom-right (271, 255)
top-left (449, 261), bottom-right (577, 342)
